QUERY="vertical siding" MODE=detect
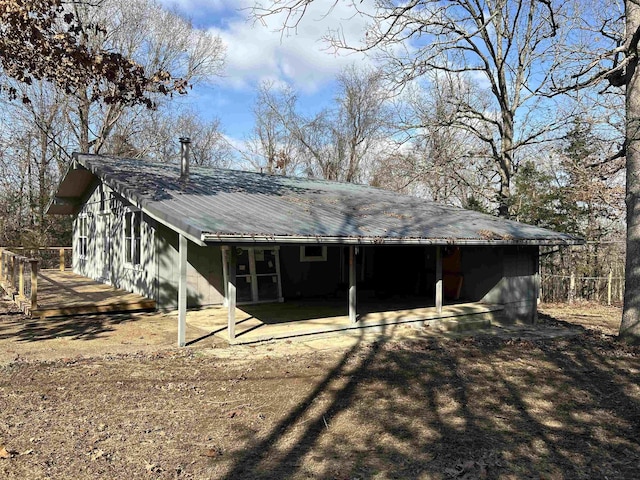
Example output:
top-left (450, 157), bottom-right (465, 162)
top-left (461, 245), bottom-right (538, 323)
top-left (72, 179), bottom-right (225, 310)
top-left (155, 222), bottom-right (224, 309)
top-left (72, 181), bottom-right (157, 301)
top-left (279, 245), bottom-right (342, 298)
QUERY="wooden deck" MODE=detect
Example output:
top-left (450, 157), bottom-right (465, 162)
top-left (185, 300), bottom-right (505, 345)
top-left (25, 270), bottom-right (156, 318)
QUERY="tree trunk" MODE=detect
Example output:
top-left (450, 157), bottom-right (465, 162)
top-left (497, 111), bottom-right (514, 218)
top-left (620, 0), bottom-right (640, 341)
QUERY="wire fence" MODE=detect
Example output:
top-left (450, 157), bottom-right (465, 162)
top-left (540, 239), bottom-right (625, 305)
top-left (540, 271), bottom-right (624, 305)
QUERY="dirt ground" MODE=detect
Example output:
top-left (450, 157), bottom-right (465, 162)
top-left (0, 301), bottom-right (639, 479)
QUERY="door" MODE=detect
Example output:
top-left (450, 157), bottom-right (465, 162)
top-left (225, 247), bottom-right (282, 304)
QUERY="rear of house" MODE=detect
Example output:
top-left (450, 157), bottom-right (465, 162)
top-left (48, 151), bottom-right (581, 342)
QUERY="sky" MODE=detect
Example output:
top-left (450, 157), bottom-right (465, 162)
top-left (157, 0), bottom-right (373, 145)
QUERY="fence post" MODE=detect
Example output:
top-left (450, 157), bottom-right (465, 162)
top-left (11, 255), bottom-right (17, 293)
top-left (30, 259), bottom-right (38, 310)
top-left (60, 248), bottom-right (65, 272)
top-left (537, 272), bottom-right (542, 304)
top-left (18, 259), bottom-right (24, 298)
top-left (607, 269), bottom-right (613, 306)
top-left (569, 272), bottom-right (576, 304)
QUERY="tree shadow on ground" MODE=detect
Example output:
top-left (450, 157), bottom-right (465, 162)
top-left (0, 305), bottom-right (139, 342)
top-left (215, 314), bottom-right (640, 479)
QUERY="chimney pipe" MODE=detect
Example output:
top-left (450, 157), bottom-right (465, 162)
top-left (179, 137), bottom-right (191, 179)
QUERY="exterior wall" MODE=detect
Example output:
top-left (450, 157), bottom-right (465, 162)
top-left (73, 181), bottom-right (157, 302)
top-left (72, 180), bottom-right (225, 310)
top-left (155, 223), bottom-right (224, 309)
top-left (279, 245), bottom-right (343, 298)
top-left (460, 246), bottom-right (538, 323)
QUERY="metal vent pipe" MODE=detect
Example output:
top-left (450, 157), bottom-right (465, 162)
top-left (179, 137), bottom-right (191, 179)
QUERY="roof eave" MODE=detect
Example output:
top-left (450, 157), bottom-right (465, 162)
top-left (201, 233), bottom-right (584, 246)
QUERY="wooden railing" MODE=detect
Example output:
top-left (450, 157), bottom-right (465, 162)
top-left (0, 247), bottom-right (72, 314)
top-left (7, 247), bottom-right (72, 271)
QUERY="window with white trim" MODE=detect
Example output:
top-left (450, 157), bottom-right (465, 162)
top-left (78, 214), bottom-right (88, 259)
top-left (300, 245), bottom-right (327, 262)
top-left (124, 209), bottom-right (141, 266)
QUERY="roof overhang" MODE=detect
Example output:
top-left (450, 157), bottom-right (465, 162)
top-left (46, 163), bottom-right (96, 215)
top-left (47, 154), bottom-right (207, 247)
top-left (201, 233), bottom-right (583, 247)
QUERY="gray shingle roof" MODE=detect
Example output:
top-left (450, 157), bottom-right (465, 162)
top-left (53, 153), bottom-right (582, 246)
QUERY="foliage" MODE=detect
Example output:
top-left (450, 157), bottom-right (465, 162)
top-left (0, 0), bottom-right (184, 107)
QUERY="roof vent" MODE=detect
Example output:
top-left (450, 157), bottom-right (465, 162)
top-left (179, 137), bottom-right (191, 180)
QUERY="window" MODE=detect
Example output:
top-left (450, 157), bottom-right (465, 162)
top-left (78, 214), bottom-right (88, 259)
top-left (124, 209), bottom-right (141, 266)
top-left (98, 185), bottom-right (106, 213)
top-left (300, 245), bottom-right (327, 262)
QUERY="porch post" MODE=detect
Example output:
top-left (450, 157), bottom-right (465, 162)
top-left (349, 245), bottom-right (357, 324)
top-left (178, 234), bottom-right (187, 347)
top-left (435, 246), bottom-right (443, 314)
top-left (221, 247), bottom-right (229, 307)
top-left (228, 248), bottom-right (237, 341)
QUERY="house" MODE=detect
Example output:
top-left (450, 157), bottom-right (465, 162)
top-left (47, 141), bottom-right (582, 345)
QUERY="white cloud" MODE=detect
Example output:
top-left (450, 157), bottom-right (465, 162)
top-left (160, 0), bottom-right (374, 93)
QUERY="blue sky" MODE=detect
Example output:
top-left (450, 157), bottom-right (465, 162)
top-left (158, 0), bottom-right (373, 144)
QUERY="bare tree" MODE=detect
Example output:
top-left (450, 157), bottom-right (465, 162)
top-left (0, 83), bottom-right (72, 245)
top-left (253, 0), bottom-right (573, 217)
top-left (66, 0), bottom-right (225, 153)
top-left (386, 72), bottom-right (495, 206)
top-left (254, 65), bottom-right (391, 182)
top-left (619, 0), bottom-right (640, 339)
top-left (103, 108), bottom-right (233, 168)
top-left (243, 81), bottom-right (300, 175)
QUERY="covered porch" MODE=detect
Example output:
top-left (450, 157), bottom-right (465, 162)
top-left (212, 244), bottom-right (455, 344)
top-left (187, 300), bottom-right (504, 345)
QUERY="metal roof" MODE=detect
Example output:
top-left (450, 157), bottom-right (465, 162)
top-left (48, 153), bottom-right (583, 246)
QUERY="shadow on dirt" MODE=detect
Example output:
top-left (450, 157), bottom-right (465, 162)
top-left (0, 307), bottom-right (139, 343)
top-left (217, 313), bottom-right (640, 479)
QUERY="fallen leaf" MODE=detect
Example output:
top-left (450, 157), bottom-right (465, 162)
top-left (201, 447), bottom-right (222, 458)
top-left (0, 446), bottom-right (14, 459)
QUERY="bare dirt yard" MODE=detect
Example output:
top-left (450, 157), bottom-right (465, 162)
top-left (0, 301), bottom-right (639, 479)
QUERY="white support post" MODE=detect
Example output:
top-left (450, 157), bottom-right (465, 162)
top-left (178, 234), bottom-right (187, 347)
top-left (248, 248), bottom-right (258, 302)
top-left (349, 245), bottom-right (357, 324)
top-left (435, 246), bottom-right (443, 314)
top-left (274, 247), bottom-right (284, 302)
top-left (221, 247), bottom-right (229, 307)
top-left (228, 248), bottom-right (237, 341)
